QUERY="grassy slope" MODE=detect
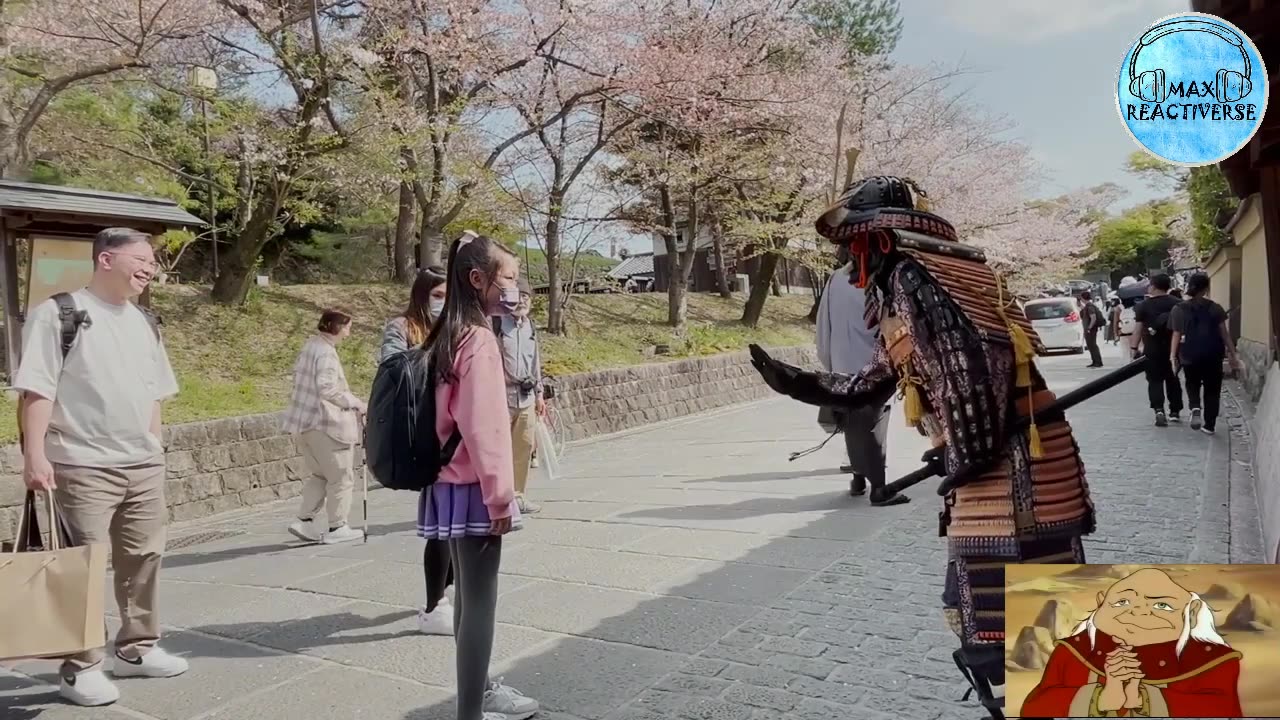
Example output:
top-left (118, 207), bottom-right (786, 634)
top-left (0, 286), bottom-right (813, 442)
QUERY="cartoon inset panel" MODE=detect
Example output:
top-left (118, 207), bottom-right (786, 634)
top-left (1006, 564), bottom-right (1279, 718)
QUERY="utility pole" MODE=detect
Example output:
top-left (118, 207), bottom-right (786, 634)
top-left (189, 66), bottom-right (220, 276)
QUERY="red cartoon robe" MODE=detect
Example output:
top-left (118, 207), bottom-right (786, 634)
top-left (1019, 630), bottom-right (1243, 718)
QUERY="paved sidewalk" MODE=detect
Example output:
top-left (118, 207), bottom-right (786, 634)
top-left (2, 343), bottom-right (1260, 720)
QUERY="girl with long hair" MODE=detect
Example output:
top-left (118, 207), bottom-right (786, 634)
top-left (419, 233), bottom-right (538, 720)
top-left (376, 265), bottom-right (457, 636)
top-left (377, 265), bottom-right (447, 362)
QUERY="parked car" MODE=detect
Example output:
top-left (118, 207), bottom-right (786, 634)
top-left (1023, 297), bottom-right (1085, 353)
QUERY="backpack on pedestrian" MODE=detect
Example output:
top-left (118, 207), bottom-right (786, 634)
top-left (1177, 302), bottom-right (1226, 366)
top-left (363, 346), bottom-right (461, 492)
top-left (15, 292), bottom-right (162, 447)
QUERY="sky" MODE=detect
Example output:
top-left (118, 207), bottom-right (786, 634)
top-left (891, 0), bottom-right (1190, 209)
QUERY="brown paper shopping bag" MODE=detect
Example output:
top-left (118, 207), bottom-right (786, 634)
top-left (0, 490), bottom-right (107, 661)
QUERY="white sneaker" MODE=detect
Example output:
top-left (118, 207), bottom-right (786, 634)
top-left (482, 714), bottom-right (507, 720)
top-left (322, 525), bottom-right (363, 545)
top-left (418, 599), bottom-right (454, 636)
top-left (112, 647), bottom-right (189, 678)
top-left (483, 678), bottom-right (539, 719)
top-left (60, 667), bottom-right (120, 706)
top-left (288, 519), bottom-right (321, 543)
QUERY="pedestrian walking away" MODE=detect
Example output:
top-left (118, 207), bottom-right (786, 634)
top-left (816, 245), bottom-right (899, 505)
top-left (418, 232), bottom-right (538, 720)
top-left (377, 265), bottom-right (456, 636)
top-left (493, 277), bottom-right (546, 515)
top-left (12, 227), bottom-right (188, 707)
top-left (281, 308), bottom-right (367, 545)
top-left (1169, 272), bottom-right (1241, 435)
top-left (1078, 290), bottom-right (1104, 368)
top-left (1131, 273), bottom-right (1183, 427)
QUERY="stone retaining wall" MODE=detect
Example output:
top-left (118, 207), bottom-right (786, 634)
top-left (0, 345), bottom-right (814, 541)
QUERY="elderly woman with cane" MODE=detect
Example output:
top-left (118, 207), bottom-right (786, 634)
top-left (281, 308), bottom-right (367, 545)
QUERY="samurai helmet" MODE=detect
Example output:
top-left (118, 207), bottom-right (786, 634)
top-left (815, 175), bottom-right (959, 287)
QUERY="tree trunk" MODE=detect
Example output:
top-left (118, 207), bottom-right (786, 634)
top-left (544, 189), bottom-right (566, 335)
top-left (418, 216), bottom-right (444, 269)
top-left (393, 172), bottom-right (416, 283)
top-left (711, 222), bottom-right (731, 298)
top-left (742, 251), bottom-right (782, 327)
top-left (771, 276), bottom-right (782, 297)
top-left (667, 262), bottom-right (688, 329)
top-left (210, 185), bottom-right (282, 304)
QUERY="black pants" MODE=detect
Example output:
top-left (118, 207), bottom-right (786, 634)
top-left (1084, 329), bottom-right (1102, 366)
top-left (842, 405), bottom-right (890, 488)
top-left (1183, 360), bottom-right (1224, 430)
top-left (1145, 354), bottom-right (1183, 413)
top-left (424, 538), bottom-right (454, 612)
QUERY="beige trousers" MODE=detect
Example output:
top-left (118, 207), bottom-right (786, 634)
top-left (53, 461), bottom-right (168, 670)
top-left (510, 405), bottom-right (535, 495)
top-left (297, 429), bottom-right (355, 529)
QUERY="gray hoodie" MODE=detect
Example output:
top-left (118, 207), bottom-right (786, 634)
top-left (816, 263), bottom-right (880, 374)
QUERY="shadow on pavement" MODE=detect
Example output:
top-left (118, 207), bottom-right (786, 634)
top-left (679, 468), bottom-right (846, 485)
top-left (393, 493), bottom-right (969, 720)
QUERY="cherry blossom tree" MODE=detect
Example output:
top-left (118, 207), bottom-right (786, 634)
top-left (0, 0), bottom-right (225, 177)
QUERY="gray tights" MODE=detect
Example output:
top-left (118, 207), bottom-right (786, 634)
top-left (450, 535), bottom-right (502, 720)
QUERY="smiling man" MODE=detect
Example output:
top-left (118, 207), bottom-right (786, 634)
top-left (1020, 568), bottom-right (1243, 718)
top-left (14, 228), bottom-right (185, 707)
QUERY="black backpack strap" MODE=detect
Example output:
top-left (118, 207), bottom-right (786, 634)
top-left (441, 430), bottom-right (463, 464)
top-left (51, 292), bottom-right (87, 360)
top-left (135, 303), bottom-right (163, 342)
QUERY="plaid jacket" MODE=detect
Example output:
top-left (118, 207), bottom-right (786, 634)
top-left (281, 335), bottom-right (361, 443)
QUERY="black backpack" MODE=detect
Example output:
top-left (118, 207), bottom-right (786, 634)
top-left (363, 346), bottom-right (461, 492)
top-left (50, 292), bottom-right (161, 357)
top-left (1177, 301), bottom-right (1226, 365)
top-left (15, 293), bottom-right (162, 448)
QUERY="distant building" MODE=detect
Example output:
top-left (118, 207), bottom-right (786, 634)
top-left (649, 222), bottom-right (819, 294)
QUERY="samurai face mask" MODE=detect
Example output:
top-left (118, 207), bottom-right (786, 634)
top-left (815, 175), bottom-right (958, 288)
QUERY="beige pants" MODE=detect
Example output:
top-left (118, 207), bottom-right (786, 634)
top-left (297, 430), bottom-right (355, 529)
top-left (53, 461), bottom-right (168, 670)
top-left (510, 405), bottom-right (535, 495)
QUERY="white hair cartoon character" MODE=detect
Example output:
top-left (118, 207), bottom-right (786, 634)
top-left (1021, 568), bottom-right (1243, 717)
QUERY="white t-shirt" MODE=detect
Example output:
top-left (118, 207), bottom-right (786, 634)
top-left (13, 288), bottom-right (179, 468)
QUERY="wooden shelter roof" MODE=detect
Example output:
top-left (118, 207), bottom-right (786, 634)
top-left (0, 180), bottom-right (204, 230)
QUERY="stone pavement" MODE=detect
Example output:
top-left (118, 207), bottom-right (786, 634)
top-left (1, 343), bottom-right (1262, 720)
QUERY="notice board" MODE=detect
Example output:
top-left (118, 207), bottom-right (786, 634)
top-left (25, 236), bottom-right (93, 311)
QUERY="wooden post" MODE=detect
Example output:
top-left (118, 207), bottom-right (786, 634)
top-left (1260, 166), bottom-right (1280, 362)
top-left (0, 218), bottom-right (21, 379)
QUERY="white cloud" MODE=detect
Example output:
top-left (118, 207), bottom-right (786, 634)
top-left (937, 0), bottom-right (1189, 42)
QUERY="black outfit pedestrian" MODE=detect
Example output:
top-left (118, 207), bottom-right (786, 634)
top-left (1081, 302), bottom-right (1104, 367)
top-left (1171, 297), bottom-right (1229, 433)
top-left (1133, 293), bottom-right (1183, 423)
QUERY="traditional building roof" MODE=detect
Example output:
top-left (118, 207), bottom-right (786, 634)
top-left (0, 180), bottom-right (204, 228)
top-left (608, 253), bottom-right (655, 279)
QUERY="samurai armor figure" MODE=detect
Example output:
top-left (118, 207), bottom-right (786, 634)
top-left (749, 176), bottom-right (1096, 720)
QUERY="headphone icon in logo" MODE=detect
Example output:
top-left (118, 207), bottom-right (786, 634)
top-left (1128, 18), bottom-right (1253, 104)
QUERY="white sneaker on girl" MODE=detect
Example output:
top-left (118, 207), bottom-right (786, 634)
top-left (418, 598), bottom-right (454, 636)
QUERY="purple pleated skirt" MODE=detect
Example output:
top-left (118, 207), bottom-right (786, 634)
top-left (417, 482), bottom-right (523, 540)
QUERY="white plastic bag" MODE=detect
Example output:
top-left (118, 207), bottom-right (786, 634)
top-left (533, 417), bottom-right (560, 484)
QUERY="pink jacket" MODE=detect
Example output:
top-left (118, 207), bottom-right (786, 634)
top-left (435, 327), bottom-right (514, 518)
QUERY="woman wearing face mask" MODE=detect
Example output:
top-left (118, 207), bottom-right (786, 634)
top-left (420, 232), bottom-right (537, 720)
top-left (376, 265), bottom-right (457, 635)
top-left (377, 265), bottom-right (447, 363)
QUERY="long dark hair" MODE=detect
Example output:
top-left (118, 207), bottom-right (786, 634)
top-left (425, 234), bottom-right (515, 383)
top-left (403, 265), bottom-right (446, 347)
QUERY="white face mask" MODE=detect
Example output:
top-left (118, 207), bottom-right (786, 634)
top-left (428, 298), bottom-right (445, 318)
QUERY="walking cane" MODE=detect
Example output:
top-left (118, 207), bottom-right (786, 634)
top-left (357, 413), bottom-right (368, 543)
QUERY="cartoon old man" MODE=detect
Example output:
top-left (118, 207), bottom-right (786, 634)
top-left (1020, 568), bottom-right (1243, 718)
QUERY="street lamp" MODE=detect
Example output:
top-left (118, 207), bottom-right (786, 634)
top-left (188, 66), bottom-right (220, 276)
